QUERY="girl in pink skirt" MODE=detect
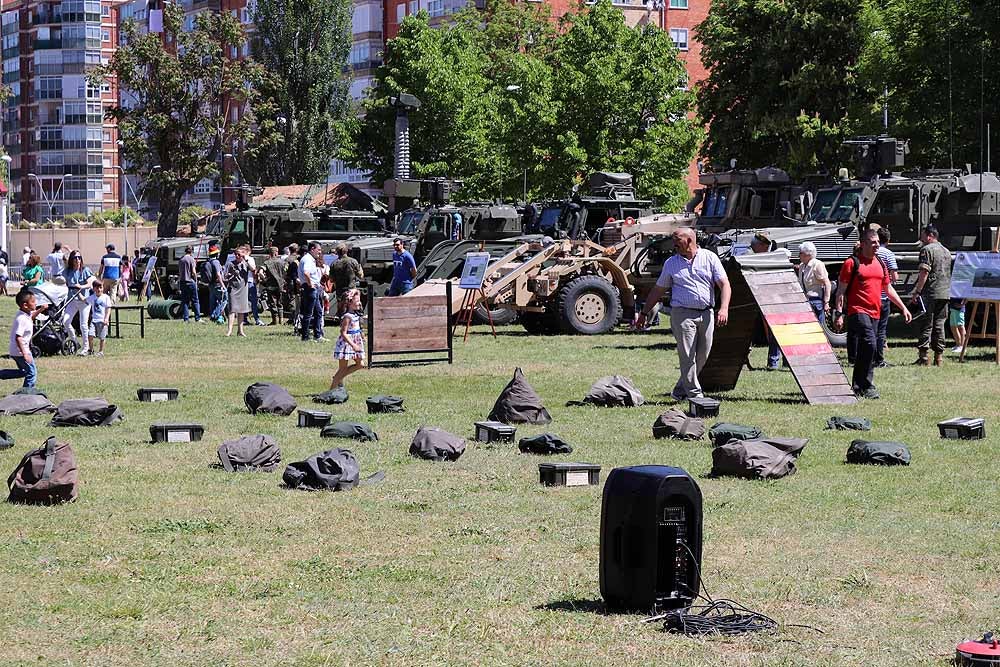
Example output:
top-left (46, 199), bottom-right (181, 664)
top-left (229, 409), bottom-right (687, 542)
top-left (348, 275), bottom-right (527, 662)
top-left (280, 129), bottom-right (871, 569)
top-left (331, 289), bottom-right (365, 389)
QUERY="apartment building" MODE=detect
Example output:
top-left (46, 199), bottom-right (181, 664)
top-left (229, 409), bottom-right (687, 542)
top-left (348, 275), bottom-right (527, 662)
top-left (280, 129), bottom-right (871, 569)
top-left (1, 0), bottom-right (123, 223)
top-left (331, 0), bottom-right (712, 194)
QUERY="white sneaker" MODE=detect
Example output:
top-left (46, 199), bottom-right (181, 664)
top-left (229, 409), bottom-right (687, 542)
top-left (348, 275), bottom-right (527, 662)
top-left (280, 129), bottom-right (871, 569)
top-left (95, 351), bottom-right (104, 357)
top-left (951, 346), bottom-right (964, 354)
top-left (76, 349), bottom-right (88, 356)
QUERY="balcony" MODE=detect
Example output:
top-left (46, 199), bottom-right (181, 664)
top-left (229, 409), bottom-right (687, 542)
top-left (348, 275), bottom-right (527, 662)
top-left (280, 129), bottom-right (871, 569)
top-left (32, 12), bottom-right (63, 24)
top-left (33, 39), bottom-right (63, 49)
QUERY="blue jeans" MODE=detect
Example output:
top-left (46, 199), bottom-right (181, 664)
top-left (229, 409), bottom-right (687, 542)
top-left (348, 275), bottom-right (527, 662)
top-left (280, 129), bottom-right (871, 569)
top-left (247, 283), bottom-right (261, 323)
top-left (0, 356), bottom-right (37, 387)
top-left (808, 297), bottom-right (826, 321)
top-left (180, 281), bottom-right (201, 321)
top-left (766, 330), bottom-right (782, 369)
top-left (388, 280), bottom-right (413, 296)
top-left (208, 285), bottom-right (227, 321)
top-left (875, 296), bottom-right (890, 365)
top-left (300, 286), bottom-right (323, 340)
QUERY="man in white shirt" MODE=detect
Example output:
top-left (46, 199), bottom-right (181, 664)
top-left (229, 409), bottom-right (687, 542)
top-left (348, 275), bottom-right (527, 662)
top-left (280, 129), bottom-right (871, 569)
top-left (635, 227), bottom-right (731, 400)
top-left (298, 242), bottom-right (326, 342)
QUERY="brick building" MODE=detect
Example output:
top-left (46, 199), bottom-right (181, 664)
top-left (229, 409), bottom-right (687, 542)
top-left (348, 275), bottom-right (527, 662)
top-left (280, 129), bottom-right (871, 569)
top-left (1, 0), bottom-right (123, 223)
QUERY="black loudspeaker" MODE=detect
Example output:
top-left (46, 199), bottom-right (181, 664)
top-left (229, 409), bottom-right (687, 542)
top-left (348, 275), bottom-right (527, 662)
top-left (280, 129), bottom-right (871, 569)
top-left (599, 465), bottom-right (703, 613)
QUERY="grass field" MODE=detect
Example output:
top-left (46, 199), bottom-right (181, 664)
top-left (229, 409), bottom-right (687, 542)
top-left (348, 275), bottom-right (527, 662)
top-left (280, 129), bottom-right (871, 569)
top-left (0, 312), bottom-right (997, 666)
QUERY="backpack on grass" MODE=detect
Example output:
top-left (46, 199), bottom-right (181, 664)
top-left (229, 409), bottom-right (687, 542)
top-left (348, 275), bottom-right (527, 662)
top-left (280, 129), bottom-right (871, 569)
top-left (572, 376), bottom-right (644, 407)
top-left (282, 448), bottom-right (384, 491)
top-left (217, 435), bottom-right (282, 472)
top-left (711, 437), bottom-right (808, 480)
top-left (49, 398), bottom-right (123, 427)
top-left (7, 436), bottom-right (78, 505)
top-left (826, 416), bottom-right (872, 431)
top-left (409, 427), bottom-right (466, 461)
top-left (518, 433), bottom-right (573, 455)
top-left (708, 423), bottom-right (762, 448)
top-left (321, 422), bottom-right (378, 442)
top-left (488, 368), bottom-right (552, 425)
top-left (846, 440), bottom-right (911, 466)
top-left (313, 387), bottom-right (349, 405)
top-left (652, 409), bottom-right (705, 440)
top-left (0, 393), bottom-right (56, 416)
top-left (244, 382), bottom-right (297, 416)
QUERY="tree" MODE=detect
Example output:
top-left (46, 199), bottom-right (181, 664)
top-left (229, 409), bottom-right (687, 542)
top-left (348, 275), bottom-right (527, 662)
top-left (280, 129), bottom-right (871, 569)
top-left (697, 0), bottom-right (870, 175)
top-left (338, 0), bottom-right (698, 208)
top-left (860, 0), bottom-right (999, 171)
top-left (92, 4), bottom-right (277, 237)
top-left (244, 0), bottom-right (353, 186)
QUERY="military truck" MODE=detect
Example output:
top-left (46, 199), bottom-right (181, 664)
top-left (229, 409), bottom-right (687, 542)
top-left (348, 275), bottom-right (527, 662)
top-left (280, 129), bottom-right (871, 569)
top-left (532, 172), bottom-right (655, 242)
top-left (133, 235), bottom-right (219, 298)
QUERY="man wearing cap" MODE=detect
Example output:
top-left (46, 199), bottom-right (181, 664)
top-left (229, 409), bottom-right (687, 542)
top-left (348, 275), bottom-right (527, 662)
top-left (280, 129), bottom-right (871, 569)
top-left (206, 244), bottom-right (228, 324)
top-left (99, 243), bottom-right (123, 304)
top-left (177, 245), bottom-right (202, 323)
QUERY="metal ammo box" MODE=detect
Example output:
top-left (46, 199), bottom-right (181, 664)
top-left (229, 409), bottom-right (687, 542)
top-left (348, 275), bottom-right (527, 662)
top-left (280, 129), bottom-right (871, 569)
top-left (538, 462), bottom-right (601, 487)
top-left (474, 420), bottom-right (516, 443)
top-left (150, 422), bottom-right (204, 443)
top-left (298, 409), bottom-right (333, 428)
top-left (688, 397), bottom-right (720, 418)
top-left (137, 388), bottom-right (180, 402)
top-left (937, 417), bottom-right (986, 440)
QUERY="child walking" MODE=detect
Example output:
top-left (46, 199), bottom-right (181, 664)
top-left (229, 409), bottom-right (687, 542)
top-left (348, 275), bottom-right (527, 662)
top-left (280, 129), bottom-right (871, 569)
top-left (86, 281), bottom-right (112, 356)
top-left (949, 297), bottom-right (967, 354)
top-left (0, 290), bottom-right (47, 388)
top-left (330, 289), bottom-right (365, 389)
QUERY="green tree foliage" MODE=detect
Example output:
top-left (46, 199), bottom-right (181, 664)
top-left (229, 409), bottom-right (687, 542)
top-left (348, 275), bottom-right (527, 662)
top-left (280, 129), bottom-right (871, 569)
top-left (178, 205), bottom-right (214, 231)
top-left (697, 0), bottom-right (869, 175)
top-left (339, 0), bottom-right (698, 208)
top-left (244, 0), bottom-right (353, 186)
top-left (861, 0), bottom-right (999, 170)
top-left (92, 4), bottom-right (277, 237)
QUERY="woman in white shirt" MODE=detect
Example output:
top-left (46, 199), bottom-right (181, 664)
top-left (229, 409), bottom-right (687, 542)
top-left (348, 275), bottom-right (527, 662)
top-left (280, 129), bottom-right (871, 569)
top-left (796, 241), bottom-right (831, 321)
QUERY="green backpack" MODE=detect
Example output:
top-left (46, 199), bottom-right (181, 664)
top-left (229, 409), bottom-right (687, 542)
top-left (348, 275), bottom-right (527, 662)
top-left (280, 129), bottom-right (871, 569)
top-left (708, 423), bottom-right (762, 448)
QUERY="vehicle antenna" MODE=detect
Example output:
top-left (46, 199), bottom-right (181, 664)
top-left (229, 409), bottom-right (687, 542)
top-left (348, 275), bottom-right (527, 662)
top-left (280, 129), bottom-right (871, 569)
top-left (947, 0), bottom-right (954, 171)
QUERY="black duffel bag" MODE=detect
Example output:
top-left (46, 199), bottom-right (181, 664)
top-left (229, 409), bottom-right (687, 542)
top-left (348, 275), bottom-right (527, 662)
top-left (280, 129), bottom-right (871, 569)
top-left (846, 440), bottom-right (911, 466)
top-left (50, 398), bottom-right (123, 427)
top-left (321, 422), bottom-right (378, 442)
top-left (573, 375), bottom-right (644, 407)
top-left (0, 430), bottom-right (14, 450)
top-left (217, 435), bottom-right (282, 472)
top-left (409, 427), bottom-right (466, 461)
top-left (711, 437), bottom-right (808, 480)
top-left (244, 382), bottom-right (297, 416)
top-left (313, 387), bottom-right (349, 405)
top-left (518, 433), bottom-right (573, 455)
top-left (366, 395), bottom-right (405, 414)
top-left (282, 447), bottom-right (383, 491)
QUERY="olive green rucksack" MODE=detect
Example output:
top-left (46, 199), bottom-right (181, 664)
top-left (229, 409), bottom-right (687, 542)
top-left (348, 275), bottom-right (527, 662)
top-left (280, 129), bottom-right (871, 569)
top-left (826, 416), bottom-right (872, 431)
top-left (708, 423), bottom-right (762, 448)
top-left (321, 422), bottom-right (378, 442)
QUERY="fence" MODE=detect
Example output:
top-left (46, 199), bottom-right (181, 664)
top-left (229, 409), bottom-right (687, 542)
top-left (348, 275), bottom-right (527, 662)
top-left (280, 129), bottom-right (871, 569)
top-left (11, 226), bottom-right (159, 264)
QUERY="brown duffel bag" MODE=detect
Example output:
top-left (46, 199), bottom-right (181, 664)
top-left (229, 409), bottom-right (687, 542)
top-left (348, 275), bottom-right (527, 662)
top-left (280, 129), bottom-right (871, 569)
top-left (652, 408), bottom-right (705, 440)
top-left (7, 436), bottom-right (79, 505)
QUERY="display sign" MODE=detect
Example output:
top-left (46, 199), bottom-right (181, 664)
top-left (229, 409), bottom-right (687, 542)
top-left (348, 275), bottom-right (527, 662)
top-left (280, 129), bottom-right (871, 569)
top-left (141, 256), bottom-right (157, 285)
top-left (460, 252), bottom-right (491, 290)
top-left (951, 252), bottom-right (1000, 301)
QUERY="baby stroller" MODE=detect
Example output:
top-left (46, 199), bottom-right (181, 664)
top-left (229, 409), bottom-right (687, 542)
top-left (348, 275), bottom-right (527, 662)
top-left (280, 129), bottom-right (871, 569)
top-left (25, 281), bottom-right (81, 357)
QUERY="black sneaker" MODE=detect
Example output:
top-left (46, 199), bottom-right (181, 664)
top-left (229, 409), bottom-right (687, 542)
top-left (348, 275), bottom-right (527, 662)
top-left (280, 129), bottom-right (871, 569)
top-left (875, 361), bottom-right (892, 369)
top-left (855, 386), bottom-right (880, 400)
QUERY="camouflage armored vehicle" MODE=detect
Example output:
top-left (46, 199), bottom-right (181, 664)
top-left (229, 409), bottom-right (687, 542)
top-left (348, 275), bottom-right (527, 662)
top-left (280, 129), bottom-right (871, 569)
top-left (533, 172), bottom-right (655, 242)
top-left (133, 234), bottom-right (219, 298)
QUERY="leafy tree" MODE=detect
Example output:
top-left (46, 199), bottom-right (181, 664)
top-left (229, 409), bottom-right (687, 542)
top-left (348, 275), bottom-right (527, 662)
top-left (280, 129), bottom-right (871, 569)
top-left (339, 0), bottom-right (698, 208)
top-left (178, 205), bottom-right (214, 231)
top-left (92, 3), bottom-right (277, 237)
top-left (697, 0), bottom-right (870, 175)
top-left (860, 0), bottom-right (999, 171)
top-left (244, 0), bottom-right (353, 186)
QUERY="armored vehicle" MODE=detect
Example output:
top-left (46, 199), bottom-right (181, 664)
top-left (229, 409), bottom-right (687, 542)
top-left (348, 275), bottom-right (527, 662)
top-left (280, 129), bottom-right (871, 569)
top-left (133, 235), bottom-right (219, 298)
top-left (533, 172), bottom-right (655, 242)
top-left (408, 203), bottom-right (522, 261)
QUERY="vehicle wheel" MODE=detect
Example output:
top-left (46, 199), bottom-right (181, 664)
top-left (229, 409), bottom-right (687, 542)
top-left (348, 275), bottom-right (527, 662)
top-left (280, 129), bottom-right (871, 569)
top-left (61, 338), bottom-right (80, 356)
top-left (473, 303), bottom-right (518, 326)
top-left (29, 344), bottom-right (41, 359)
top-left (520, 311), bottom-right (558, 335)
top-left (556, 274), bottom-right (622, 335)
top-left (824, 281), bottom-right (846, 348)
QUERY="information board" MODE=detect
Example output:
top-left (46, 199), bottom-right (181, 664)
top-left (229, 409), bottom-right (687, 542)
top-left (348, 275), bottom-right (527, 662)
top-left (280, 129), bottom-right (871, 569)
top-left (460, 252), bottom-right (491, 290)
top-left (951, 252), bottom-right (1000, 300)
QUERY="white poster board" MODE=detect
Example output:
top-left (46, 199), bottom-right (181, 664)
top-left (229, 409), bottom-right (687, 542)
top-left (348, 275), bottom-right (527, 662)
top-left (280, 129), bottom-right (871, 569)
top-left (951, 252), bottom-right (1000, 300)
top-left (141, 255), bottom-right (157, 286)
top-left (460, 252), bottom-right (491, 290)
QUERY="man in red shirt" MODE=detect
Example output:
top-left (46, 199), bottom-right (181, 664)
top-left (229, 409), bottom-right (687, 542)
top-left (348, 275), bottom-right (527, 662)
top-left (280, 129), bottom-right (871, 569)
top-left (834, 229), bottom-right (912, 399)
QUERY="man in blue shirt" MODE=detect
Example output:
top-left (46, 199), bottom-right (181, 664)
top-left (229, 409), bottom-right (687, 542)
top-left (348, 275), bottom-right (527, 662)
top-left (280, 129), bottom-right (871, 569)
top-left (388, 238), bottom-right (416, 296)
top-left (635, 227), bottom-right (731, 401)
top-left (99, 243), bottom-right (122, 303)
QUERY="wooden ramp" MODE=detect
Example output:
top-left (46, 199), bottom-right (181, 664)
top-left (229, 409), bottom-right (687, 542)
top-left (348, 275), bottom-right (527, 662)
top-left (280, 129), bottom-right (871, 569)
top-left (701, 256), bottom-right (856, 405)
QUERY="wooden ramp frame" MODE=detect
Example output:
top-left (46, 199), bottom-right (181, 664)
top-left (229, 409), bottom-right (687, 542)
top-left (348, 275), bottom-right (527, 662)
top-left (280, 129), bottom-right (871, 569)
top-left (367, 281), bottom-right (453, 367)
top-left (700, 260), bottom-right (856, 405)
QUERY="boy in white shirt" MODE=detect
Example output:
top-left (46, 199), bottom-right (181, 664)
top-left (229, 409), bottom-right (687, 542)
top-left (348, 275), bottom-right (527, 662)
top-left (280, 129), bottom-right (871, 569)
top-left (86, 281), bottom-right (113, 356)
top-left (1, 291), bottom-right (47, 387)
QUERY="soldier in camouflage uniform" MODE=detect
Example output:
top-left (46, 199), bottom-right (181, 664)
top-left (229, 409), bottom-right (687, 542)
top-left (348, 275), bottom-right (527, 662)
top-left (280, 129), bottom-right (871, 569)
top-left (910, 224), bottom-right (952, 366)
top-left (260, 246), bottom-right (286, 326)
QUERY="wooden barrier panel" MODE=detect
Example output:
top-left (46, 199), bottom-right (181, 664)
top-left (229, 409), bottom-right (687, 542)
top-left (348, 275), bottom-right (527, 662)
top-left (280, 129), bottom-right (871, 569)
top-left (701, 258), bottom-right (856, 405)
top-left (367, 282), bottom-right (453, 367)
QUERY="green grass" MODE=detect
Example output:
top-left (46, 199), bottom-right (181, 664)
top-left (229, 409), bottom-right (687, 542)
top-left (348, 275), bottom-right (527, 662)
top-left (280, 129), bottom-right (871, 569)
top-left (0, 314), bottom-right (997, 666)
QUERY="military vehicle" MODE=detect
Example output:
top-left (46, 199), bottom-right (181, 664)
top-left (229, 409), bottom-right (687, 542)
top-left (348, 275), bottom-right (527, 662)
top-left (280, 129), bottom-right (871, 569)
top-left (532, 172), bottom-right (655, 243)
top-left (133, 234), bottom-right (219, 299)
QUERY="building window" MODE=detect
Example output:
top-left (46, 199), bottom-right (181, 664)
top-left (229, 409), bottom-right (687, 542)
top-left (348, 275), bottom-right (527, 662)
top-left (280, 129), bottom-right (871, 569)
top-left (37, 76), bottom-right (61, 99)
top-left (101, 4), bottom-right (110, 16)
top-left (396, 4), bottom-right (404, 21)
top-left (427, 0), bottom-right (443, 16)
top-left (193, 178), bottom-right (212, 194)
top-left (669, 28), bottom-right (688, 51)
top-left (101, 30), bottom-right (110, 42)
top-left (408, 1), bottom-right (416, 15)
top-left (669, 0), bottom-right (688, 7)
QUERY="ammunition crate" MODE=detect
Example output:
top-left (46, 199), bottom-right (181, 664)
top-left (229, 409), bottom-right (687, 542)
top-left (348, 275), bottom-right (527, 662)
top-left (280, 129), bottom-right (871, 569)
top-left (298, 409), bottom-right (333, 428)
top-left (688, 397), bottom-right (720, 418)
top-left (150, 423), bottom-right (204, 443)
top-left (937, 417), bottom-right (986, 440)
top-left (474, 420), bottom-right (516, 443)
top-left (538, 462), bottom-right (601, 487)
top-left (137, 388), bottom-right (180, 402)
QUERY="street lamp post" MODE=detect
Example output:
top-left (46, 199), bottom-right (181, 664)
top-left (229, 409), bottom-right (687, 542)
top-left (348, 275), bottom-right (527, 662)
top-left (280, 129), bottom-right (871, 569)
top-left (27, 172), bottom-right (72, 225)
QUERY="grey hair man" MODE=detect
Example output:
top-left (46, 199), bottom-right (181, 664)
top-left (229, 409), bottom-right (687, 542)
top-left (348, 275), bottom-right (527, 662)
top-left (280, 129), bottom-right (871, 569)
top-left (635, 227), bottom-right (731, 401)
